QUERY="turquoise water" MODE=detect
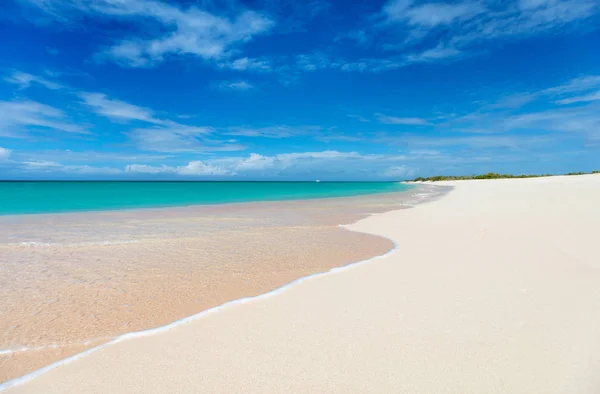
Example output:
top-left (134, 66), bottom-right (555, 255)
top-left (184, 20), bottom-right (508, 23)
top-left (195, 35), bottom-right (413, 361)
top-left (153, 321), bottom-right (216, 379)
top-left (0, 182), bottom-right (412, 215)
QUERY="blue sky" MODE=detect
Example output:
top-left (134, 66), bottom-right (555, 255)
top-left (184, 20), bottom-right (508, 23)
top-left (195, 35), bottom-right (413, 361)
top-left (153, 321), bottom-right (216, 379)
top-left (0, 0), bottom-right (599, 180)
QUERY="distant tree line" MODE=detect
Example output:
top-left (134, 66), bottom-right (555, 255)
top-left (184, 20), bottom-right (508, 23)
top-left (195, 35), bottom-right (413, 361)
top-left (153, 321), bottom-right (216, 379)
top-left (409, 171), bottom-right (600, 182)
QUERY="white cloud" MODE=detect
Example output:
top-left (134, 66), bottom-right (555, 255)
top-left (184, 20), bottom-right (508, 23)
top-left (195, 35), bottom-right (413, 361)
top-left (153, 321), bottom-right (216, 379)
top-left (226, 125), bottom-right (322, 138)
top-left (375, 113), bottom-right (430, 125)
top-left (79, 92), bottom-right (161, 123)
top-left (431, 77), bottom-right (600, 142)
top-left (387, 133), bottom-right (558, 150)
top-left (20, 160), bottom-right (122, 174)
top-left (123, 164), bottom-right (169, 174)
top-left (296, 53), bottom-right (332, 71)
top-left (347, 114), bottom-right (369, 122)
top-left (555, 90), bottom-right (600, 105)
top-left (177, 161), bottom-right (231, 175)
top-left (19, 150), bottom-right (169, 163)
top-left (395, 1), bottom-right (484, 27)
top-left (210, 150), bottom-right (395, 175)
top-left (276, 150), bottom-right (365, 163)
top-left (22, 0), bottom-right (275, 67)
top-left (474, 74), bottom-right (600, 109)
top-left (4, 71), bottom-right (63, 90)
top-left (216, 80), bottom-right (255, 91)
top-left (404, 45), bottom-right (462, 64)
top-left (393, 77), bottom-right (600, 145)
top-left (233, 153), bottom-right (275, 171)
top-left (127, 125), bottom-right (240, 153)
top-left (8, 150), bottom-right (414, 179)
top-left (451, 0), bottom-right (598, 46)
top-left (0, 147), bottom-right (11, 161)
top-left (502, 105), bottom-right (600, 134)
top-left (379, 0), bottom-right (598, 64)
top-left (76, 91), bottom-right (245, 153)
top-left (0, 100), bottom-right (88, 137)
top-left (542, 75), bottom-right (600, 96)
top-left (21, 160), bottom-right (63, 169)
top-left (293, 53), bottom-right (406, 74)
top-left (125, 161), bottom-right (231, 175)
top-left (408, 149), bottom-right (442, 156)
top-left (218, 57), bottom-right (273, 72)
top-left (490, 93), bottom-right (539, 109)
top-left (382, 0), bottom-right (414, 22)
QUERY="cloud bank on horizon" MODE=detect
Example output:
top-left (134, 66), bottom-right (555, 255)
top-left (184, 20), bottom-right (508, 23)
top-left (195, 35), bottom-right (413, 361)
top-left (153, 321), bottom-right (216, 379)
top-left (0, 0), bottom-right (599, 180)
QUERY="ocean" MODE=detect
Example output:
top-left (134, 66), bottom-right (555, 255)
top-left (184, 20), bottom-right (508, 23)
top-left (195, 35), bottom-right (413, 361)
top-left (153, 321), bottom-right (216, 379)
top-left (0, 181), bottom-right (412, 215)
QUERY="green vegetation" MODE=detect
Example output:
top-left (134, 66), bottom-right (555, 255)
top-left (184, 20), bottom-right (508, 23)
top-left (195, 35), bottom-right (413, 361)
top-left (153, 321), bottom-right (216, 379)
top-left (409, 171), bottom-right (600, 182)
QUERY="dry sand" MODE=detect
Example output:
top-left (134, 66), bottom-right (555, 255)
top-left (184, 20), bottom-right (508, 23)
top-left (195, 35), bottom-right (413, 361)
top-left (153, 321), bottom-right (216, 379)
top-left (3, 175), bottom-right (600, 393)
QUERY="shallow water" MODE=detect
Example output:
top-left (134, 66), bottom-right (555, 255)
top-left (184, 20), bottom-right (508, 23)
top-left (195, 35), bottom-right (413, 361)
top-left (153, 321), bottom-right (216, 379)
top-left (0, 181), bottom-right (411, 215)
top-left (0, 184), bottom-right (449, 382)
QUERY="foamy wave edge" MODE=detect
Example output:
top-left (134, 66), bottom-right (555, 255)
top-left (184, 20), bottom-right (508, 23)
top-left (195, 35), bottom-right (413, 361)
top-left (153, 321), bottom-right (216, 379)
top-left (0, 185), bottom-right (447, 392)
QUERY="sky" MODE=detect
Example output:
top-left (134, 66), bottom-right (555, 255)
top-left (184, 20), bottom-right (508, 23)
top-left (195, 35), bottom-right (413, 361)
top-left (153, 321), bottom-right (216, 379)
top-left (0, 0), bottom-right (599, 180)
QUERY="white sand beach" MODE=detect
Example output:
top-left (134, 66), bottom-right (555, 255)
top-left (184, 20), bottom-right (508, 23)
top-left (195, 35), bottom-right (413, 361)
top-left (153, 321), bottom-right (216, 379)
top-left (4, 174), bottom-right (600, 393)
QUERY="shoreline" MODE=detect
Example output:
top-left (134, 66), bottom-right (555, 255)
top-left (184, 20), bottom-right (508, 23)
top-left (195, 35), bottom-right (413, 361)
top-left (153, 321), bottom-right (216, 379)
top-left (0, 227), bottom-right (402, 392)
top-left (0, 184), bottom-right (447, 384)
top-left (0, 186), bottom-right (415, 219)
top-left (0, 182), bottom-right (413, 217)
top-left (4, 174), bottom-right (600, 393)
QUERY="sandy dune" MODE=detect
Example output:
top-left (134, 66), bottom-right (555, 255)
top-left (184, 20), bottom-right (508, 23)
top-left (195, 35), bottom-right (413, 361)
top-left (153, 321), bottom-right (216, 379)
top-left (4, 175), bottom-right (600, 393)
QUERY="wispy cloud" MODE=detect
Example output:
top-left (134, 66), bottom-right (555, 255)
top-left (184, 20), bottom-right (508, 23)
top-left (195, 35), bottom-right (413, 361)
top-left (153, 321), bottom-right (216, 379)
top-left (20, 160), bottom-right (122, 174)
top-left (375, 113), bottom-right (430, 125)
top-left (0, 100), bottom-right (89, 137)
top-left (296, 53), bottom-right (332, 71)
top-left (347, 114), bottom-right (370, 123)
top-left (126, 150), bottom-right (396, 177)
top-left (0, 148), bottom-right (443, 179)
top-left (451, 0), bottom-right (598, 45)
top-left (384, 0), bottom-right (484, 28)
top-left (209, 150), bottom-right (408, 178)
top-left (259, 0), bottom-right (329, 33)
top-left (503, 104), bottom-right (600, 134)
top-left (4, 71), bottom-right (63, 90)
top-left (555, 90), bottom-right (600, 105)
top-left (21, 0), bottom-right (275, 68)
top-left (542, 75), bottom-right (600, 96)
top-left (75, 91), bottom-right (245, 153)
top-left (79, 92), bottom-right (162, 124)
top-left (17, 150), bottom-right (169, 163)
top-left (126, 126), bottom-right (242, 153)
top-left (226, 125), bottom-right (322, 138)
top-left (466, 74), bottom-right (600, 111)
top-left (404, 45), bottom-right (463, 64)
top-left (419, 76), bottom-right (600, 148)
top-left (215, 80), bottom-right (255, 91)
top-left (0, 147), bottom-right (11, 161)
top-left (382, 132), bottom-right (559, 152)
top-left (217, 57), bottom-right (273, 72)
top-left (377, 0), bottom-right (599, 64)
top-left (125, 161), bottom-right (231, 175)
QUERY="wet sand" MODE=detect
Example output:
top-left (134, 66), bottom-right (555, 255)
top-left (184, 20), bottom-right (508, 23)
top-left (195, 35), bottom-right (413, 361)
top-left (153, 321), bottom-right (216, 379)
top-left (0, 186), bottom-right (444, 382)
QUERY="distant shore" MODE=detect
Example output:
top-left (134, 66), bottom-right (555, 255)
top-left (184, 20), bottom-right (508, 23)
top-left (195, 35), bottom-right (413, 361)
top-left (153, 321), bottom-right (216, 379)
top-left (4, 174), bottom-right (600, 393)
top-left (406, 170), bottom-right (600, 182)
